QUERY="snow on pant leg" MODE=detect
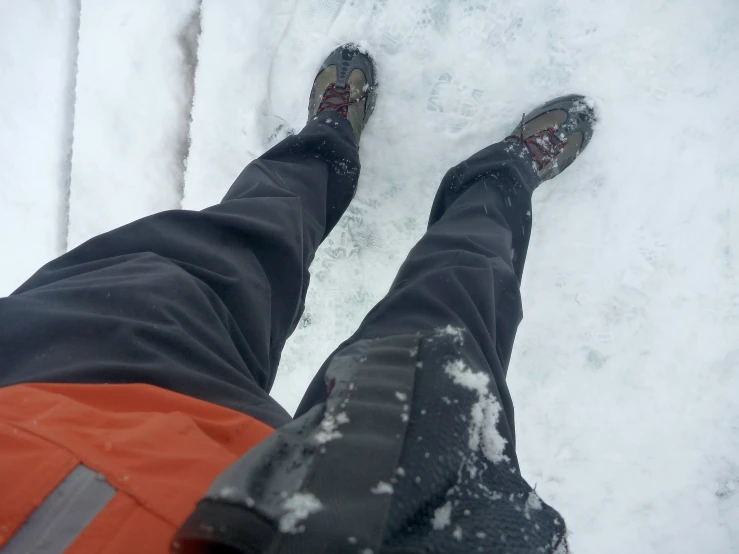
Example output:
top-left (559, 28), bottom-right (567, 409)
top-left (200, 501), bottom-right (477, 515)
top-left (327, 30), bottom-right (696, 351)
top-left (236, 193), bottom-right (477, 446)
top-left (297, 140), bottom-right (539, 449)
top-left (0, 113), bottom-right (359, 429)
top-left (283, 142), bottom-right (570, 552)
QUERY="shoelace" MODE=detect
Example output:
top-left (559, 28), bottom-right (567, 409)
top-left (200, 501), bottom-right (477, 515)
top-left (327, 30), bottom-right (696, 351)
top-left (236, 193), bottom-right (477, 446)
top-left (507, 113), bottom-right (567, 170)
top-left (317, 83), bottom-right (367, 117)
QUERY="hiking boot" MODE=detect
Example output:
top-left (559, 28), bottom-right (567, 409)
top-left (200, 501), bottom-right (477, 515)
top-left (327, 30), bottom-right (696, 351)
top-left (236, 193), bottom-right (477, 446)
top-left (308, 44), bottom-right (378, 144)
top-left (506, 94), bottom-right (596, 182)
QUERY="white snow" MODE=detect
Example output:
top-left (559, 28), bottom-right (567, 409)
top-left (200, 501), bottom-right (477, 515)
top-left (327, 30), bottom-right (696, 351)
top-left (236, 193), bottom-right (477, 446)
top-left (67, 0), bottom-right (200, 248)
top-left (0, 1), bottom-right (78, 293)
top-left (182, 0), bottom-right (299, 209)
top-left (314, 409), bottom-right (348, 444)
top-left (444, 358), bottom-right (509, 464)
top-left (370, 481), bottom-right (394, 495)
top-left (431, 501), bottom-right (453, 530)
top-left (438, 325), bottom-right (465, 344)
top-left (279, 492), bottom-right (324, 534)
top-left (526, 491), bottom-right (543, 512)
top-left (1, 0), bottom-right (739, 553)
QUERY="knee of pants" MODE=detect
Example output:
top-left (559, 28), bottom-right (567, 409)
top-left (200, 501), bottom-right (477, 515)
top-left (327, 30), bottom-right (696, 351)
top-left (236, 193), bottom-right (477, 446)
top-left (7, 253), bottom-right (232, 340)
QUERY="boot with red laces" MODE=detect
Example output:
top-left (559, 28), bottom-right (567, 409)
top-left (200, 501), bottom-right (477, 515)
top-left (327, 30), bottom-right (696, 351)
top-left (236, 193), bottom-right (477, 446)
top-left (308, 44), bottom-right (378, 145)
top-left (506, 94), bottom-right (596, 183)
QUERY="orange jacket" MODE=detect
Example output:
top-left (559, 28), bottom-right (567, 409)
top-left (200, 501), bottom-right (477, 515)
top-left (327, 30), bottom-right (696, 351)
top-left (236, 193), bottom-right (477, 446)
top-left (0, 383), bottom-right (273, 553)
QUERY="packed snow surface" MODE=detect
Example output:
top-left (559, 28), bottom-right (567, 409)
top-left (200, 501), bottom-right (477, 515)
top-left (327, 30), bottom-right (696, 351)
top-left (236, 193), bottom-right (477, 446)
top-left (1, 0), bottom-right (739, 552)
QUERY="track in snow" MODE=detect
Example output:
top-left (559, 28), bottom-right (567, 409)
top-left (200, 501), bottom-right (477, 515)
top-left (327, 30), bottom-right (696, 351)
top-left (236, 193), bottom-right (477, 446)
top-left (0, 0), bottom-right (80, 292)
top-left (66, 0), bottom-right (202, 249)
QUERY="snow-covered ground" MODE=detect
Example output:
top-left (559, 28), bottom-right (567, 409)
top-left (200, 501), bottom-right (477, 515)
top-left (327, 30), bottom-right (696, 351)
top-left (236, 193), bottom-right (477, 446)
top-left (2, 0), bottom-right (738, 551)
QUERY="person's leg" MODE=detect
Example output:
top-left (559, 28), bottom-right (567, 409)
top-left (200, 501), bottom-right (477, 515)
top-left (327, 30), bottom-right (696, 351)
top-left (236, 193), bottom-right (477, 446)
top-left (285, 95), bottom-right (595, 552)
top-left (297, 94), bottom-right (596, 431)
top-left (0, 43), bottom-right (378, 430)
top-left (295, 141), bottom-right (535, 438)
top-left (0, 111), bottom-right (358, 429)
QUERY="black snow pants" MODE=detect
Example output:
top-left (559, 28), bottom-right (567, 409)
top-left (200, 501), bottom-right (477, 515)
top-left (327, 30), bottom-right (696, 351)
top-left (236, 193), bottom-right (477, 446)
top-left (0, 113), bottom-right (568, 553)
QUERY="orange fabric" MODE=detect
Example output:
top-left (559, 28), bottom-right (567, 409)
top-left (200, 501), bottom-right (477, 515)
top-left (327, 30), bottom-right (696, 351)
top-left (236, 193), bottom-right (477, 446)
top-left (0, 383), bottom-right (275, 553)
